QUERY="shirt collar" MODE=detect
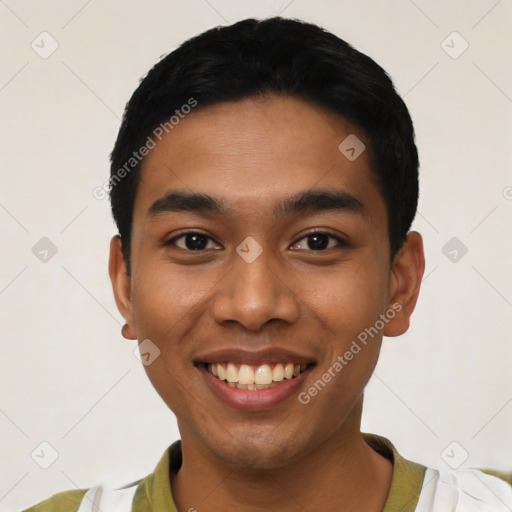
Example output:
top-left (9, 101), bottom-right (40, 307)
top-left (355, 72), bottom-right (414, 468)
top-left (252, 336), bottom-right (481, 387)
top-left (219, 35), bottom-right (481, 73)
top-left (136, 433), bottom-right (426, 511)
top-left (362, 433), bottom-right (426, 512)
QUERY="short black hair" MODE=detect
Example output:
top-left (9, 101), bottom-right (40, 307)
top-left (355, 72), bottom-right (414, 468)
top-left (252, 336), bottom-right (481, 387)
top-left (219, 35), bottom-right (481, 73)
top-left (110, 17), bottom-right (419, 272)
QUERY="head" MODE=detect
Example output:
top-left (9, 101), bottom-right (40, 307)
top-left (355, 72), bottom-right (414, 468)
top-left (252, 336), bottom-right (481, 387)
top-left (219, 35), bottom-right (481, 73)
top-left (109, 17), bottom-right (424, 469)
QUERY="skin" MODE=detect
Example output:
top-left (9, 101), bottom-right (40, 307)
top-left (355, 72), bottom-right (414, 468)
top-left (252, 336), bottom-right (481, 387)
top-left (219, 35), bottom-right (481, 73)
top-left (109, 94), bottom-right (425, 512)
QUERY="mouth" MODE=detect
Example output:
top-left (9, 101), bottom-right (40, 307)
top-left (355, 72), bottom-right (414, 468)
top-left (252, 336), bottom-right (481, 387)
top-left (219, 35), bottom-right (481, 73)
top-left (194, 349), bottom-right (317, 409)
top-left (197, 361), bottom-right (314, 390)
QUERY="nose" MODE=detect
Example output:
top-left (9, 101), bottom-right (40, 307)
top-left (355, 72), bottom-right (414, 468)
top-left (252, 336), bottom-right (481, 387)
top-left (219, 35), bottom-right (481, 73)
top-left (211, 248), bottom-right (301, 331)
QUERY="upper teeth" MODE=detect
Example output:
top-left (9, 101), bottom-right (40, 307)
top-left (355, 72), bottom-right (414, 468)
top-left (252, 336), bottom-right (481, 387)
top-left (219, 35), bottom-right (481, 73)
top-left (208, 362), bottom-right (303, 386)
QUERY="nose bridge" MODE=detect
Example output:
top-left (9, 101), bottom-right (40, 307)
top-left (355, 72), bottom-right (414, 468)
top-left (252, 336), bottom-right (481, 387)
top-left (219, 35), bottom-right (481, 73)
top-left (211, 243), bottom-right (300, 330)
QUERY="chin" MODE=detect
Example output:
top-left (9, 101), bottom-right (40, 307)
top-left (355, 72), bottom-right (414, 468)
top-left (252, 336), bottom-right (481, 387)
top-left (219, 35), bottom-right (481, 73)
top-left (208, 430), bottom-right (306, 470)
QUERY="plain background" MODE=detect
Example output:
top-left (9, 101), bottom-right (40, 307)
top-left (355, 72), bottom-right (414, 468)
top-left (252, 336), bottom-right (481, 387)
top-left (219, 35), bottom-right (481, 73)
top-left (1, 0), bottom-right (511, 510)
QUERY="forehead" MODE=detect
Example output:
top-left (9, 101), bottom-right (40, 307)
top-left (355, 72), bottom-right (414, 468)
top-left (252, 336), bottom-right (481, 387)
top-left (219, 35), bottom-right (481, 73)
top-left (133, 94), bottom-right (386, 225)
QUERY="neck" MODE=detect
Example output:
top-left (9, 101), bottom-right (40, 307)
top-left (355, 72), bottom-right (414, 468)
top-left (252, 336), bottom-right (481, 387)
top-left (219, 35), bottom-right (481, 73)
top-left (171, 401), bottom-right (393, 512)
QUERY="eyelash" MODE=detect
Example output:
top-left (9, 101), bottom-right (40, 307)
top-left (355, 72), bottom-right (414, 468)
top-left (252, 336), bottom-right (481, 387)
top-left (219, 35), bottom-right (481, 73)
top-left (164, 231), bottom-right (346, 252)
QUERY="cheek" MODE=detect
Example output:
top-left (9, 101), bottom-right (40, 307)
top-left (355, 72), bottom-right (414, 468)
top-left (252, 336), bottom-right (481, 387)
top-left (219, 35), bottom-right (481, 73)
top-left (131, 261), bottom-right (217, 339)
top-left (296, 266), bottom-right (386, 424)
top-left (294, 259), bottom-right (389, 340)
top-left (294, 259), bottom-right (388, 394)
top-left (129, 266), bottom-right (202, 413)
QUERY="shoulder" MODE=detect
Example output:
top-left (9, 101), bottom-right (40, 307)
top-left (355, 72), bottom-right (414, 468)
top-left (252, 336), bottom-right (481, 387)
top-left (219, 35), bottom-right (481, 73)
top-left (21, 488), bottom-right (87, 512)
top-left (19, 442), bottom-right (175, 512)
top-left (481, 468), bottom-right (512, 486)
top-left (416, 466), bottom-right (512, 511)
top-left (21, 481), bottom-right (142, 512)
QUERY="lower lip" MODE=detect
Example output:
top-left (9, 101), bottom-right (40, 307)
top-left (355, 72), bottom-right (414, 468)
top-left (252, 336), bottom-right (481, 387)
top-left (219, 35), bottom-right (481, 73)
top-left (197, 365), bottom-right (313, 411)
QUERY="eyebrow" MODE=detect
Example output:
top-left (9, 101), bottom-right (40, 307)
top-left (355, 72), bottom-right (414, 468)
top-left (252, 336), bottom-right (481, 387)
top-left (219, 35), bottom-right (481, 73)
top-left (147, 189), bottom-right (366, 218)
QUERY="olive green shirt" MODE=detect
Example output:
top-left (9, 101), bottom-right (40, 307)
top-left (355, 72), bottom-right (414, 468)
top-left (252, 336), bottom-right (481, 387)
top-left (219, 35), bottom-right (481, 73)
top-left (22, 433), bottom-right (511, 512)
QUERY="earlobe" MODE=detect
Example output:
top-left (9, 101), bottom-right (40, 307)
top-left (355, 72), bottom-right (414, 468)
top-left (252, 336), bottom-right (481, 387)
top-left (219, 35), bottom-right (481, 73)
top-left (383, 231), bottom-right (425, 337)
top-left (108, 235), bottom-right (137, 340)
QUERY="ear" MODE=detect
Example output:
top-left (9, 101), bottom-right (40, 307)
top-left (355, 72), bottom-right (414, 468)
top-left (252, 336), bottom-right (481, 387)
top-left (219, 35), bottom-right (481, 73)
top-left (108, 235), bottom-right (137, 340)
top-left (383, 231), bottom-right (425, 337)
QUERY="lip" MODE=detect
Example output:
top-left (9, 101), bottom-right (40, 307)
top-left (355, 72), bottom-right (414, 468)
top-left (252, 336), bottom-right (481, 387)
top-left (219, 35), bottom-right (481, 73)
top-left (194, 348), bottom-right (315, 366)
top-left (197, 363), bottom-right (315, 411)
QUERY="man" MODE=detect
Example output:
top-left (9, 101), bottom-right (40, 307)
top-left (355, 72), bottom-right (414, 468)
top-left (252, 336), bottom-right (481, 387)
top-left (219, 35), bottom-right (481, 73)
top-left (23, 16), bottom-right (512, 512)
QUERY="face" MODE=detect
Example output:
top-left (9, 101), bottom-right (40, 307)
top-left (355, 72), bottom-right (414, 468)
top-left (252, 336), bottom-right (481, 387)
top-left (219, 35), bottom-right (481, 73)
top-left (110, 94), bottom-right (424, 469)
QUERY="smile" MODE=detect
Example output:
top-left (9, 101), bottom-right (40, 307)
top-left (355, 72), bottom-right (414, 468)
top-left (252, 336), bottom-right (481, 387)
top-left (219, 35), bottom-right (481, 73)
top-left (203, 362), bottom-right (310, 390)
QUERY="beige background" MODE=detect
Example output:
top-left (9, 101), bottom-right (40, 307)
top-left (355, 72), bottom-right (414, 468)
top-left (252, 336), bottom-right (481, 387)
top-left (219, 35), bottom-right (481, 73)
top-left (1, 0), bottom-right (511, 510)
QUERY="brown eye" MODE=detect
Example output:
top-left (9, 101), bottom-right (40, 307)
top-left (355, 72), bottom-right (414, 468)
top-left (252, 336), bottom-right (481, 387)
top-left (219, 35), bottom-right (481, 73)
top-left (306, 233), bottom-right (330, 250)
top-left (291, 232), bottom-right (343, 251)
top-left (168, 232), bottom-right (221, 251)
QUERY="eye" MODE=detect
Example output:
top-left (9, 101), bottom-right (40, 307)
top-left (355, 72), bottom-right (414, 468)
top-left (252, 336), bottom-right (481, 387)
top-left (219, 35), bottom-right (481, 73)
top-left (166, 232), bottom-right (221, 251)
top-left (290, 232), bottom-right (344, 251)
